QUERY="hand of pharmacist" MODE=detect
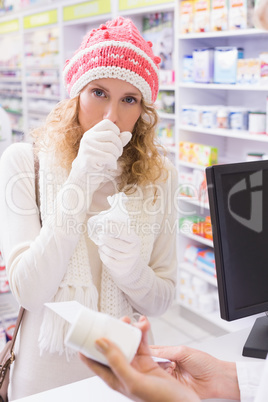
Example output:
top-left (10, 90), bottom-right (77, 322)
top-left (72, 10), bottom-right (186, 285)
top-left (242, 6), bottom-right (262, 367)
top-left (149, 344), bottom-right (240, 401)
top-left (97, 224), bottom-right (141, 274)
top-left (71, 119), bottom-right (131, 184)
top-left (79, 316), bottom-right (200, 402)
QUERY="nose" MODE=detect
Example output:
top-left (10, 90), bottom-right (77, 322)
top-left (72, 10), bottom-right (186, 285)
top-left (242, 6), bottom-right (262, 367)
top-left (103, 101), bottom-right (118, 124)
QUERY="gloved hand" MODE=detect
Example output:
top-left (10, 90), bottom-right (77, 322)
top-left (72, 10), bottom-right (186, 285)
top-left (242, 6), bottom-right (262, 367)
top-left (70, 119), bottom-right (131, 185)
top-left (97, 223), bottom-right (141, 275)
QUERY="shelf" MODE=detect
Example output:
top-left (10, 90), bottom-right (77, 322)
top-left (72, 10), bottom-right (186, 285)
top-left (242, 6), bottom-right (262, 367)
top-left (0, 67), bottom-right (21, 71)
top-left (179, 301), bottom-right (263, 333)
top-left (179, 82), bottom-right (268, 91)
top-left (178, 28), bottom-right (268, 40)
top-left (0, 292), bottom-right (19, 314)
top-left (180, 231), bottom-right (213, 247)
top-left (157, 112), bottom-right (176, 120)
top-left (27, 94), bottom-right (60, 101)
top-left (26, 78), bottom-right (59, 84)
top-left (159, 84), bottom-right (176, 91)
top-left (4, 108), bottom-right (23, 115)
top-left (0, 93), bottom-right (22, 98)
top-left (179, 261), bottom-right (217, 286)
top-left (179, 125), bottom-right (268, 143)
top-left (178, 161), bottom-right (206, 170)
top-left (0, 77), bottom-right (21, 83)
top-left (119, 3), bottom-right (175, 16)
top-left (179, 196), bottom-right (209, 210)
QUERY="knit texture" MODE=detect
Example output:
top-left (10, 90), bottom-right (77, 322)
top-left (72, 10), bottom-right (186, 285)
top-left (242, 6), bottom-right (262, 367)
top-left (38, 151), bottom-right (99, 357)
top-left (63, 16), bottom-right (161, 103)
top-left (37, 151), bottom-right (156, 357)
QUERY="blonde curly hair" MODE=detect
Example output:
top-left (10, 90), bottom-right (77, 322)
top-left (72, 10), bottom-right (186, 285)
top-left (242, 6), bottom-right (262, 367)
top-left (32, 95), bottom-right (167, 192)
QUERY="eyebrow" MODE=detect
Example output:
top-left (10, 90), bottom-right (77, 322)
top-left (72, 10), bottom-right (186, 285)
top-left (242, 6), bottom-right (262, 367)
top-left (89, 82), bottom-right (142, 98)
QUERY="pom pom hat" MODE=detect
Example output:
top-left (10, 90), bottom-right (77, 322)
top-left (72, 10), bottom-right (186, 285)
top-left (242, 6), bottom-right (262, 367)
top-left (63, 16), bottom-right (161, 104)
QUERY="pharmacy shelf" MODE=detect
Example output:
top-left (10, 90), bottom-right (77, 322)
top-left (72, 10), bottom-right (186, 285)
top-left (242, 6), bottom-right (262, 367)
top-left (118, 2), bottom-right (175, 16)
top-left (0, 292), bottom-right (19, 313)
top-left (180, 301), bottom-right (263, 333)
top-left (179, 196), bottom-right (210, 210)
top-left (178, 161), bottom-right (206, 170)
top-left (178, 28), bottom-right (268, 40)
top-left (179, 262), bottom-right (217, 286)
top-left (158, 112), bottom-right (176, 120)
top-left (180, 231), bottom-right (213, 248)
top-left (179, 125), bottom-right (268, 142)
top-left (27, 94), bottom-right (60, 101)
top-left (179, 82), bottom-right (268, 91)
top-left (159, 84), bottom-right (176, 91)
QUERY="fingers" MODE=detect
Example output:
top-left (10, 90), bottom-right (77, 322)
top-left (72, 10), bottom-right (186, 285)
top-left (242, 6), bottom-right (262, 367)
top-left (79, 353), bottom-right (120, 391)
top-left (150, 344), bottom-right (193, 364)
top-left (94, 338), bottom-right (139, 388)
top-left (120, 131), bottom-right (132, 147)
top-left (91, 119), bottom-right (120, 135)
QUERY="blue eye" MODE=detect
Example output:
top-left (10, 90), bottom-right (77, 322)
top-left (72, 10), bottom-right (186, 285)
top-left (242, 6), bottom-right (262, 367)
top-left (124, 96), bottom-right (136, 104)
top-left (93, 89), bottom-right (105, 97)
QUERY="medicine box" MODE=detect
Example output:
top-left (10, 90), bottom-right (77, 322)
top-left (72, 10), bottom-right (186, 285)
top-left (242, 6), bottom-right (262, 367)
top-left (193, 48), bottom-right (214, 83)
top-left (260, 53), bottom-right (268, 83)
top-left (180, 0), bottom-right (194, 34)
top-left (214, 47), bottom-right (243, 84)
top-left (228, 0), bottom-right (255, 30)
top-left (194, 0), bottom-right (210, 33)
top-left (190, 143), bottom-right (218, 166)
top-left (182, 55), bottom-right (194, 82)
top-left (211, 0), bottom-right (228, 31)
top-left (179, 141), bottom-right (193, 162)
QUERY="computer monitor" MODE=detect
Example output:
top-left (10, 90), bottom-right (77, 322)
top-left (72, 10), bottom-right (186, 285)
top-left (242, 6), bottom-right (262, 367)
top-left (206, 160), bottom-right (268, 359)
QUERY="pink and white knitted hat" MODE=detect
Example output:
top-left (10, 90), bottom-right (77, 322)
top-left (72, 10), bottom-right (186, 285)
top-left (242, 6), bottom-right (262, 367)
top-left (63, 17), bottom-right (161, 104)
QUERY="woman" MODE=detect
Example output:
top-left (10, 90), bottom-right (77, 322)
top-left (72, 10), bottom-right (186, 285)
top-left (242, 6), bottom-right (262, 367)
top-left (0, 16), bottom-right (177, 399)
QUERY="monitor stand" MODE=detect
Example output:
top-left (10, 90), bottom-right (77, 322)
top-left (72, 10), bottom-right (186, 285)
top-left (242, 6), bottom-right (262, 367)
top-left (243, 315), bottom-right (268, 359)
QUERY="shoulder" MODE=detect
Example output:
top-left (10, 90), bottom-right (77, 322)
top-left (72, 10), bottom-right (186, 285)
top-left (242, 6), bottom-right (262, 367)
top-left (160, 156), bottom-right (178, 183)
top-left (0, 143), bottom-right (34, 173)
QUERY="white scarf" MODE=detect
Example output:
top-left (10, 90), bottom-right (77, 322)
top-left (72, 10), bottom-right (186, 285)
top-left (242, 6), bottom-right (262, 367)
top-left (37, 151), bottom-right (141, 357)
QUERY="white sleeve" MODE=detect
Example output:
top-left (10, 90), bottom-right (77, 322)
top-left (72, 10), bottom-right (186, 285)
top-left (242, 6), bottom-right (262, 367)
top-left (107, 161), bottom-right (178, 316)
top-left (0, 143), bottom-right (87, 311)
top-left (236, 361), bottom-right (265, 402)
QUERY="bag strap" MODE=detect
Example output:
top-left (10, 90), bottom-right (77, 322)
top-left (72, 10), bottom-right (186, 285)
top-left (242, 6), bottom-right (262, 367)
top-left (9, 145), bottom-right (41, 356)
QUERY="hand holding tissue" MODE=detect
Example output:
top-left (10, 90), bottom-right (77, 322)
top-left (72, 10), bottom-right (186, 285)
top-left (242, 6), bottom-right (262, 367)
top-left (88, 193), bottom-right (141, 275)
top-left (71, 119), bottom-right (132, 184)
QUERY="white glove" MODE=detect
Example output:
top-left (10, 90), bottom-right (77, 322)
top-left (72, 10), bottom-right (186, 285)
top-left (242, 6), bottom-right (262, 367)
top-left (97, 224), bottom-right (141, 275)
top-left (70, 119), bottom-right (131, 184)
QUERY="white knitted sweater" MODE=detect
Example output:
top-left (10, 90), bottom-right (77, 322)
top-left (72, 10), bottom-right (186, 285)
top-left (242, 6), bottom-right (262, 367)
top-left (0, 142), bottom-right (177, 399)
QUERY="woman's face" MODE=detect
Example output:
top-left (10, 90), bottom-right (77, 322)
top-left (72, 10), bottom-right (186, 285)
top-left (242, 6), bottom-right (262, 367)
top-left (78, 78), bottom-right (143, 133)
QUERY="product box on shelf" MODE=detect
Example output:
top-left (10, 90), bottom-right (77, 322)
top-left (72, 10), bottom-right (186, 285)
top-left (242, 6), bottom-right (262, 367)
top-left (142, 12), bottom-right (174, 71)
top-left (260, 52), bottom-right (268, 83)
top-left (156, 91), bottom-right (175, 114)
top-left (229, 108), bottom-right (248, 130)
top-left (180, 0), bottom-right (194, 34)
top-left (191, 143), bottom-right (218, 166)
top-left (193, 48), bottom-right (214, 83)
top-left (182, 55), bottom-right (194, 82)
top-left (211, 0), bottom-right (228, 31)
top-left (248, 111), bottom-right (267, 135)
top-left (214, 47), bottom-right (244, 84)
top-left (196, 248), bottom-right (216, 276)
top-left (194, 0), bottom-right (211, 32)
top-left (228, 0), bottom-right (255, 30)
top-left (179, 141), bottom-right (218, 166)
top-left (266, 97), bottom-right (268, 135)
top-left (156, 121), bottom-right (175, 146)
top-left (237, 58), bottom-right (261, 85)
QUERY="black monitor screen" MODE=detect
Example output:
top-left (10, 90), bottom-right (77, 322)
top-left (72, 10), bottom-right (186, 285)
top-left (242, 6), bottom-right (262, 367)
top-left (206, 160), bottom-right (268, 320)
top-left (206, 160), bottom-right (268, 358)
